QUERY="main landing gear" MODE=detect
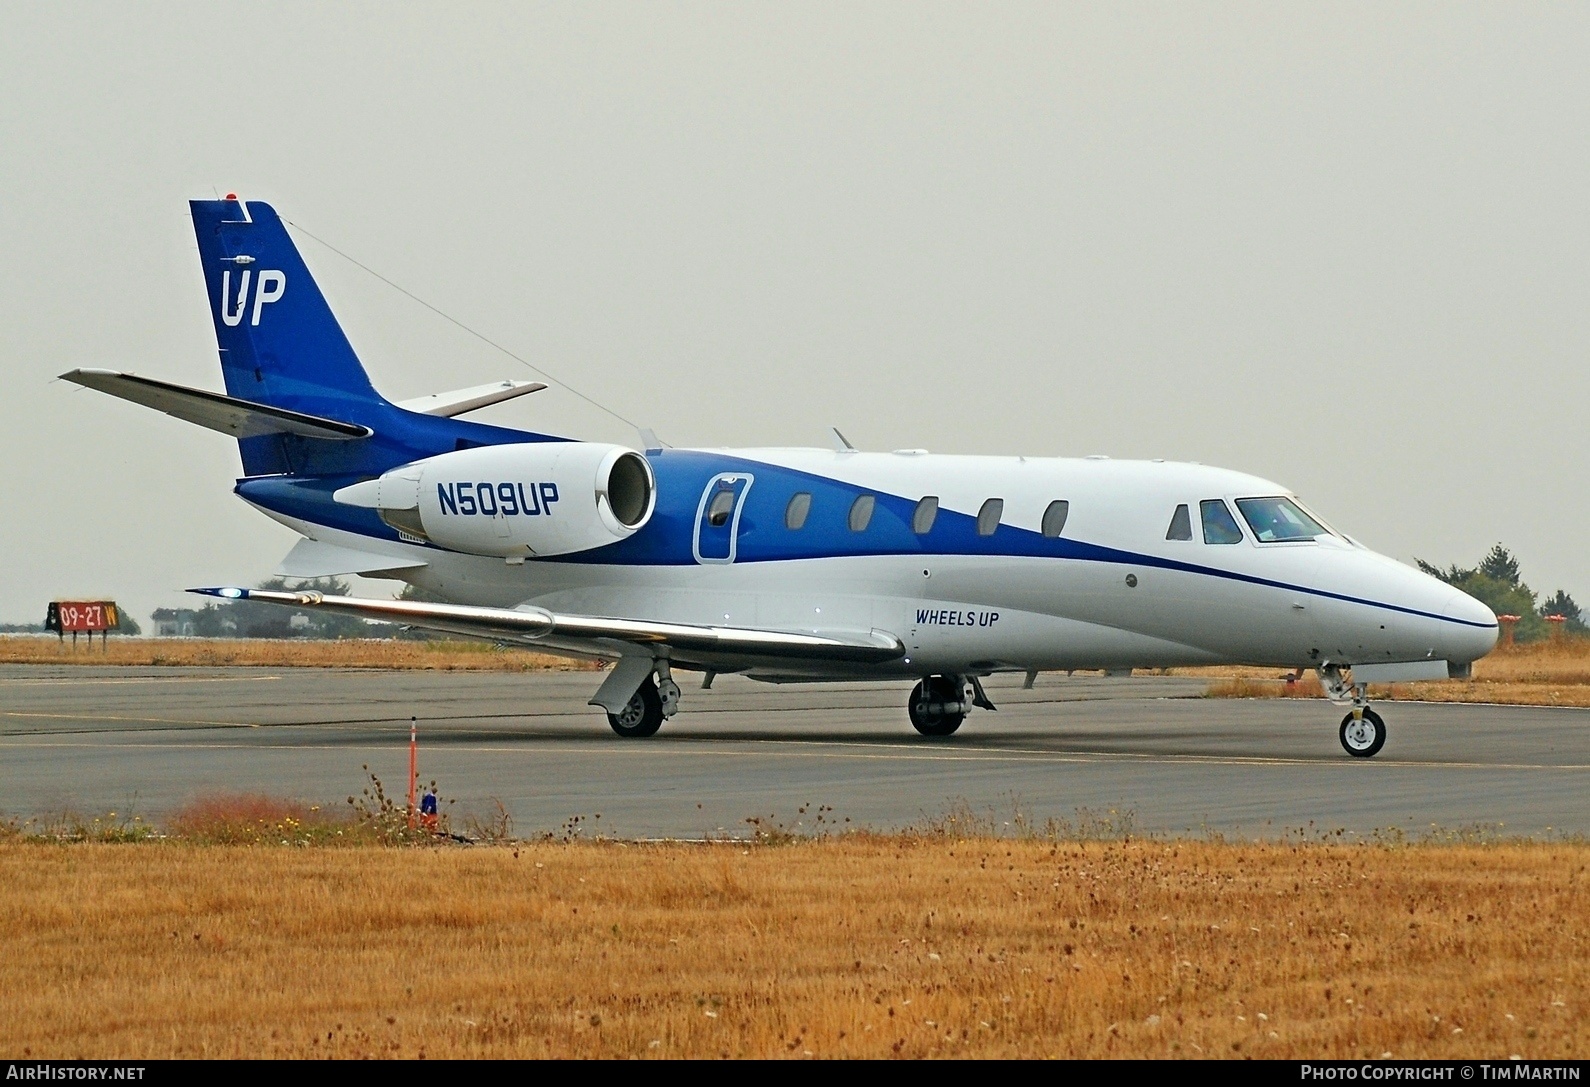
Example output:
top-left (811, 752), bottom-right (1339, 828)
top-left (908, 674), bottom-right (996, 737)
top-left (600, 660), bottom-right (682, 738)
top-left (607, 677), bottom-right (664, 737)
top-left (909, 675), bottom-right (965, 736)
top-left (1319, 664), bottom-right (1387, 758)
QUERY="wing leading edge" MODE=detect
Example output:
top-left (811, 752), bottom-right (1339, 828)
top-left (188, 587), bottom-right (905, 668)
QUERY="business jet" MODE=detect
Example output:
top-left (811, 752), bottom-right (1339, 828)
top-left (63, 198), bottom-right (1498, 758)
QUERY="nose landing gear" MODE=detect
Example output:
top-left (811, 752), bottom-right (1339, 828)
top-left (1339, 707), bottom-right (1387, 757)
top-left (1319, 664), bottom-right (1387, 758)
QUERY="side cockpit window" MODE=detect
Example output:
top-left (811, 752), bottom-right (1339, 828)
top-left (912, 496), bottom-right (939, 535)
top-left (1165, 504), bottom-right (1192, 541)
top-left (1041, 500), bottom-right (1069, 538)
top-left (1200, 499), bottom-right (1244, 544)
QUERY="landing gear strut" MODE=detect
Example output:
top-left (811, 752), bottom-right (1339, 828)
top-left (1319, 664), bottom-right (1387, 758)
top-left (909, 675), bottom-right (967, 736)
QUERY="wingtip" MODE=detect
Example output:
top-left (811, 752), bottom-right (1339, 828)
top-left (188, 586), bottom-right (249, 600)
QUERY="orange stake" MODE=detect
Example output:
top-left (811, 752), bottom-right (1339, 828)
top-left (407, 717), bottom-right (418, 830)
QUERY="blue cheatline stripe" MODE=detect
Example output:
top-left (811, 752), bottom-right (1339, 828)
top-left (1046, 542), bottom-right (1497, 630)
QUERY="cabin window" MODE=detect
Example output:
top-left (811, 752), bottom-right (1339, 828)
top-left (848, 494), bottom-right (876, 532)
top-left (1041, 500), bottom-right (1069, 538)
top-left (1165, 504), bottom-right (1192, 541)
top-left (1200, 499), bottom-right (1244, 544)
top-left (785, 492), bottom-right (812, 530)
top-left (976, 498), bottom-right (1004, 537)
top-left (912, 496), bottom-right (939, 535)
top-left (1234, 496), bottom-right (1329, 542)
top-left (706, 488), bottom-right (737, 528)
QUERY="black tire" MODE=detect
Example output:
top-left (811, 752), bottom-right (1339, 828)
top-left (909, 676), bottom-right (965, 737)
top-left (608, 678), bottom-right (664, 738)
top-left (1339, 707), bottom-right (1386, 758)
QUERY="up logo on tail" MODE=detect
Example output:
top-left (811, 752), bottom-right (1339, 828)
top-left (219, 269), bottom-right (287, 327)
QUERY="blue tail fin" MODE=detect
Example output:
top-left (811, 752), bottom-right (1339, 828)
top-left (191, 197), bottom-right (558, 480)
top-left (192, 198), bottom-right (383, 408)
top-left (191, 198), bottom-right (388, 473)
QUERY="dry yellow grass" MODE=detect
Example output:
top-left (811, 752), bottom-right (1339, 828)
top-left (2, 838), bottom-right (1584, 1059)
top-left (0, 636), bottom-right (596, 671)
top-left (1184, 637), bottom-right (1590, 707)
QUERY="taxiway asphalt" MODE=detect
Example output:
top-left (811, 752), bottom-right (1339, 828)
top-left (2, 664), bottom-right (1585, 839)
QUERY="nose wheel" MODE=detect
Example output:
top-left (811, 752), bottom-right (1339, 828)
top-left (1339, 707), bottom-right (1386, 758)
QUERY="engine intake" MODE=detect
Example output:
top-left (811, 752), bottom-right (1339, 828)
top-left (334, 442), bottom-right (655, 557)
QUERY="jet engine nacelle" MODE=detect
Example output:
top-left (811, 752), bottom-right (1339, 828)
top-left (334, 442), bottom-right (655, 558)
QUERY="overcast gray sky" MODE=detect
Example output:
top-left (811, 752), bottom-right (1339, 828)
top-left (3, 3), bottom-right (1586, 627)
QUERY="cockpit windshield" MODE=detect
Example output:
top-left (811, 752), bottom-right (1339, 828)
top-left (1234, 496), bottom-right (1330, 542)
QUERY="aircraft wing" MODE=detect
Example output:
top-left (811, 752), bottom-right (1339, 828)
top-left (188, 587), bottom-right (905, 667)
top-left (61, 369), bottom-right (372, 440)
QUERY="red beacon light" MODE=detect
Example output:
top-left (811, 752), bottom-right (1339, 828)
top-left (225, 192), bottom-right (238, 200)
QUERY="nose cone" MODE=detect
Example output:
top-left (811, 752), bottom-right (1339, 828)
top-left (1440, 587), bottom-right (1499, 665)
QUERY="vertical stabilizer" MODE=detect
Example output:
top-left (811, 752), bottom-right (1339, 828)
top-left (190, 198), bottom-right (386, 473)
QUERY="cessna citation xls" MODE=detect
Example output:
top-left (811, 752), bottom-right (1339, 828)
top-left (65, 198), bottom-right (1498, 757)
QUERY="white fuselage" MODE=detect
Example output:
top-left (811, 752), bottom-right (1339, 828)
top-left (253, 449), bottom-right (1499, 680)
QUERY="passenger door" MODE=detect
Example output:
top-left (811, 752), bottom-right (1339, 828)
top-left (693, 474), bottom-right (753, 564)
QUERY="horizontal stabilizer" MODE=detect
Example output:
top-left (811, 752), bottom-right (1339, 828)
top-left (396, 380), bottom-right (546, 418)
top-left (275, 538), bottom-right (427, 579)
top-left (61, 369), bottom-right (372, 440)
top-left (188, 587), bottom-right (905, 666)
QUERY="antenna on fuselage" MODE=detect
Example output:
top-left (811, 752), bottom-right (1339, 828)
top-left (830, 427), bottom-right (857, 453)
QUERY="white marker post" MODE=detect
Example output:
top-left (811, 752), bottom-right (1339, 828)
top-left (407, 717), bottom-right (418, 830)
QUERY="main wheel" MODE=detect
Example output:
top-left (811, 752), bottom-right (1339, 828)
top-left (608, 678), bottom-right (664, 738)
top-left (1339, 707), bottom-right (1386, 758)
top-left (909, 676), bottom-right (965, 737)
